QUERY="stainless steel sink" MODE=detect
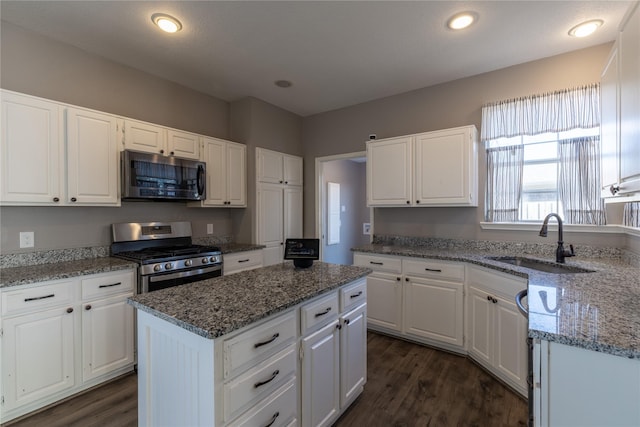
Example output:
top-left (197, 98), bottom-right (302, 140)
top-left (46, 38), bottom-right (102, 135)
top-left (486, 256), bottom-right (595, 274)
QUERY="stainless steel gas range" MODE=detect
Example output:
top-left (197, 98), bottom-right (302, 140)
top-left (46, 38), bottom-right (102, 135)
top-left (111, 221), bottom-right (222, 293)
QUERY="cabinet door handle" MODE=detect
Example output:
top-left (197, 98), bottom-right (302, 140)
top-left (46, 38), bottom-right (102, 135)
top-left (424, 268), bottom-right (442, 272)
top-left (70, 197), bottom-right (77, 202)
top-left (170, 151), bottom-right (175, 156)
top-left (99, 282), bottom-right (122, 288)
top-left (493, 297), bottom-right (498, 304)
top-left (254, 333), bottom-right (279, 348)
top-left (487, 295), bottom-right (492, 301)
top-left (85, 304), bottom-right (92, 311)
top-left (396, 277), bottom-right (401, 281)
top-left (610, 184), bottom-right (620, 195)
top-left (315, 307), bottom-right (332, 317)
top-left (254, 370), bottom-right (279, 388)
top-left (160, 149), bottom-right (165, 154)
top-left (336, 323), bottom-right (342, 330)
top-left (66, 307), bottom-right (74, 313)
top-left (238, 259), bottom-right (250, 263)
top-left (263, 412), bottom-right (280, 427)
top-left (344, 318), bottom-right (351, 325)
top-left (350, 291), bottom-right (363, 299)
top-left (416, 200), bottom-right (421, 204)
top-left (369, 261), bottom-right (383, 265)
top-left (406, 200), bottom-right (410, 204)
top-left (24, 294), bottom-right (55, 302)
top-left (53, 197), bottom-right (60, 202)
top-left (405, 277), bottom-right (409, 281)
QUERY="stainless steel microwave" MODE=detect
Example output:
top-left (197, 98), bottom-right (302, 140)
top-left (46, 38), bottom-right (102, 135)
top-left (121, 150), bottom-right (206, 201)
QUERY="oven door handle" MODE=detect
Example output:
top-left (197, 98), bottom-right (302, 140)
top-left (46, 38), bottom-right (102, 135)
top-left (148, 265), bottom-right (222, 282)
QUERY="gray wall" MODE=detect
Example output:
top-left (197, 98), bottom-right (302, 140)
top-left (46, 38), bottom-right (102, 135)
top-left (321, 159), bottom-right (369, 265)
top-left (301, 42), bottom-right (628, 250)
top-left (230, 97), bottom-right (303, 245)
top-left (0, 22), bottom-right (303, 254)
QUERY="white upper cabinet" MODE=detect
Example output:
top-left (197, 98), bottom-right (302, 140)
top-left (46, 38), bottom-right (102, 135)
top-left (166, 129), bottom-right (200, 160)
top-left (257, 147), bottom-right (303, 186)
top-left (1, 91), bottom-right (63, 204)
top-left (66, 107), bottom-right (119, 205)
top-left (366, 136), bottom-right (412, 206)
top-left (367, 125), bottom-right (478, 207)
top-left (601, 1), bottom-right (640, 201)
top-left (122, 119), bottom-right (199, 160)
top-left (1, 90), bottom-right (119, 206)
top-left (414, 127), bottom-right (477, 206)
top-left (195, 137), bottom-right (246, 207)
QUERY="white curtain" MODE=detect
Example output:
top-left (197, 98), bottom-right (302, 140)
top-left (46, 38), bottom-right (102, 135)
top-left (485, 145), bottom-right (524, 222)
top-left (481, 84), bottom-right (600, 142)
top-left (623, 202), bottom-right (640, 228)
top-left (558, 137), bottom-right (606, 225)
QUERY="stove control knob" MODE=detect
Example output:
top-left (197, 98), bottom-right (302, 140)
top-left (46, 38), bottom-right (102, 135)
top-left (202, 258), bottom-right (209, 264)
top-left (154, 264), bottom-right (162, 272)
top-left (209, 256), bottom-right (218, 263)
top-left (165, 263), bottom-right (173, 270)
top-left (184, 259), bottom-right (193, 267)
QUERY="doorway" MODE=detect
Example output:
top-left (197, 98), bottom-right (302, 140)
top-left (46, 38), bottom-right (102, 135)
top-left (315, 152), bottom-right (371, 265)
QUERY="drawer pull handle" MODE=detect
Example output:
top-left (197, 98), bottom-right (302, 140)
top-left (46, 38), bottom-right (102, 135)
top-left (264, 412), bottom-right (280, 427)
top-left (350, 291), bottom-right (363, 299)
top-left (98, 282), bottom-right (121, 289)
top-left (369, 261), bottom-right (383, 265)
top-left (238, 259), bottom-right (250, 263)
top-left (315, 307), bottom-right (332, 317)
top-left (254, 370), bottom-right (280, 388)
top-left (24, 294), bottom-right (55, 302)
top-left (254, 333), bottom-right (279, 348)
top-left (425, 268), bottom-right (442, 272)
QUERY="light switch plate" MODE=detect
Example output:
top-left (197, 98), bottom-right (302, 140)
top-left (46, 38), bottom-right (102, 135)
top-left (363, 223), bottom-right (371, 235)
top-left (20, 231), bottom-right (34, 248)
top-left (206, 224), bottom-right (213, 234)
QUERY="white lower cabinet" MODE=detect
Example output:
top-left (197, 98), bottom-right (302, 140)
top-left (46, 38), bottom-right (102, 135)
top-left (466, 266), bottom-right (528, 397)
top-left (339, 303), bottom-right (367, 407)
top-left (223, 250), bottom-right (264, 275)
top-left (301, 320), bottom-right (341, 427)
top-left (0, 269), bottom-right (136, 423)
top-left (535, 340), bottom-right (640, 426)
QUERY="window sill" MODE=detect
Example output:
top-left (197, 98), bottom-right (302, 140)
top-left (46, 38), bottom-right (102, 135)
top-left (480, 222), bottom-right (640, 237)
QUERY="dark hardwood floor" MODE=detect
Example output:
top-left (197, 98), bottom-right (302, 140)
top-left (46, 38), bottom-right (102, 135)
top-left (4, 332), bottom-right (527, 427)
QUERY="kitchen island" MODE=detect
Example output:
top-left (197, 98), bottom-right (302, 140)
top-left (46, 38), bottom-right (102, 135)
top-left (128, 261), bottom-right (370, 427)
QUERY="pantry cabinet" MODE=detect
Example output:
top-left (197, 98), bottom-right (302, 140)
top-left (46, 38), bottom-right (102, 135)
top-left (256, 148), bottom-right (304, 266)
top-left (366, 125), bottom-right (478, 207)
top-left (600, 1), bottom-right (640, 201)
top-left (466, 265), bottom-right (528, 397)
top-left (257, 147), bottom-right (303, 186)
top-left (194, 137), bottom-right (247, 207)
top-left (0, 269), bottom-right (136, 423)
top-left (0, 90), bottom-right (119, 206)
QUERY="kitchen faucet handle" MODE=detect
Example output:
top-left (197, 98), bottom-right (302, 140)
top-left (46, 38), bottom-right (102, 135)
top-left (569, 244), bottom-right (574, 255)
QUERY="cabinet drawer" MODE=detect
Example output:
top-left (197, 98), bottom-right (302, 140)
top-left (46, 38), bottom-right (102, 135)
top-left (224, 310), bottom-right (296, 379)
top-left (224, 250), bottom-right (264, 275)
top-left (227, 378), bottom-right (297, 427)
top-left (300, 291), bottom-right (339, 334)
top-left (340, 278), bottom-right (367, 312)
top-left (353, 253), bottom-right (402, 274)
top-left (2, 280), bottom-right (76, 316)
top-left (403, 258), bottom-right (464, 282)
top-left (81, 270), bottom-right (135, 300)
top-left (223, 345), bottom-right (296, 422)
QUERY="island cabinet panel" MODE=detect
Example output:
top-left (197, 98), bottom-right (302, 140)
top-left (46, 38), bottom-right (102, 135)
top-left (135, 274), bottom-right (368, 427)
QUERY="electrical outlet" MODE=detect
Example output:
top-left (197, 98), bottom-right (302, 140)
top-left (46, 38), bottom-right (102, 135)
top-left (19, 231), bottom-right (34, 248)
top-left (207, 224), bottom-right (213, 235)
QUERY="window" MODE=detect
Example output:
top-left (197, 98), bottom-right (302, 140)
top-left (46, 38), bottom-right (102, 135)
top-left (487, 128), bottom-right (599, 221)
top-left (482, 84), bottom-right (604, 225)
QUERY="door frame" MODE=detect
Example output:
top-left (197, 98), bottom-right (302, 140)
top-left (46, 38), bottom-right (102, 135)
top-left (315, 151), bottom-right (372, 262)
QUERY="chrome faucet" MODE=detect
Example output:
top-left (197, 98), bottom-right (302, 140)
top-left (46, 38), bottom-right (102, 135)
top-left (539, 213), bottom-right (575, 263)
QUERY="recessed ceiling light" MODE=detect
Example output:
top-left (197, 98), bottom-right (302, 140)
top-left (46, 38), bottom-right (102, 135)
top-left (275, 80), bottom-right (293, 88)
top-left (447, 12), bottom-right (478, 30)
top-left (151, 13), bottom-right (182, 33)
top-left (568, 19), bottom-right (603, 37)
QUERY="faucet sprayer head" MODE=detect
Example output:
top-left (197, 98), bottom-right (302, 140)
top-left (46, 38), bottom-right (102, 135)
top-left (539, 223), bottom-right (548, 237)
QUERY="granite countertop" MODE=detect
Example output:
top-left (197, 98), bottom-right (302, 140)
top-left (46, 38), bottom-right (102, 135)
top-left (353, 244), bottom-right (640, 359)
top-left (0, 257), bottom-right (138, 288)
top-left (128, 262), bottom-right (371, 339)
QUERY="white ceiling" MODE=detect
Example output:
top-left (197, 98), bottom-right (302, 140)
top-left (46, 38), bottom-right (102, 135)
top-left (0, 1), bottom-right (632, 116)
